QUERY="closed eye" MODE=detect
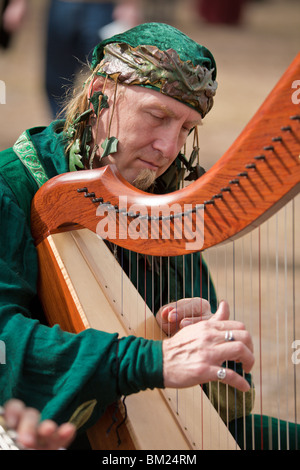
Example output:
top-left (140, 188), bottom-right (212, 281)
top-left (182, 125), bottom-right (194, 134)
top-left (150, 112), bottom-right (165, 121)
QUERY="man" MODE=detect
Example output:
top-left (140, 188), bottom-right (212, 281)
top-left (63, 20), bottom-right (254, 427)
top-left (0, 23), bottom-right (256, 449)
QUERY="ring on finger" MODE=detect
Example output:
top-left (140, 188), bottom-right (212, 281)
top-left (217, 368), bottom-right (226, 380)
top-left (225, 330), bottom-right (234, 342)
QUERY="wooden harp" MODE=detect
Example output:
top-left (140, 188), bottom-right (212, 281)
top-left (31, 54), bottom-right (300, 450)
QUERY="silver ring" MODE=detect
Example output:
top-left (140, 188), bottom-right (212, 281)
top-left (225, 330), bottom-right (234, 342)
top-left (217, 368), bottom-right (226, 380)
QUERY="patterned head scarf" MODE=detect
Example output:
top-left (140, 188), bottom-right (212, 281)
top-left (91, 22), bottom-right (217, 118)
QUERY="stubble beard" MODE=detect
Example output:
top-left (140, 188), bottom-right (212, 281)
top-left (132, 169), bottom-right (157, 191)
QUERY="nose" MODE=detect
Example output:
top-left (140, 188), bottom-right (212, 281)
top-left (152, 126), bottom-right (182, 162)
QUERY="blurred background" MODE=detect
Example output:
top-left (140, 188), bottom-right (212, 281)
top-left (0, 0), bottom-right (299, 432)
top-left (0, 0), bottom-right (299, 168)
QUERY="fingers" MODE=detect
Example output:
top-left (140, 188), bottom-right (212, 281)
top-left (195, 326), bottom-right (254, 374)
top-left (3, 400), bottom-right (41, 449)
top-left (55, 423), bottom-right (77, 450)
top-left (159, 299), bottom-right (233, 330)
top-left (3, 399), bottom-right (76, 450)
top-left (210, 324), bottom-right (254, 355)
top-left (156, 298), bottom-right (212, 336)
top-left (215, 339), bottom-right (255, 374)
top-left (210, 299), bottom-right (230, 322)
top-left (159, 298), bottom-right (212, 325)
top-left (16, 407), bottom-right (42, 449)
top-left (194, 317), bottom-right (255, 377)
top-left (191, 313), bottom-right (254, 373)
top-left (3, 399), bottom-right (26, 429)
top-left (211, 366), bottom-right (251, 392)
top-left (162, 299), bottom-right (255, 391)
top-left (34, 420), bottom-right (76, 450)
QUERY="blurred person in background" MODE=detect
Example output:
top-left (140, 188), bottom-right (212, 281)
top-left (196, 0), bottom-right (247, 25)
top-left (46, 0), bottom-right (142, 118)
top-left (0, 0), bottom-right (27, 48)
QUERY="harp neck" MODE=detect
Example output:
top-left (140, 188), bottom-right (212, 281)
top-left (31, 54), bottom-right (300, 256)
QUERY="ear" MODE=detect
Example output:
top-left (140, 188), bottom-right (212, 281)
top-left (87, 76), bottom-right (106, 100)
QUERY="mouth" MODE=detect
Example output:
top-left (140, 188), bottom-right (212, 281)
top-left (137, 158), bottom-right (160, 171)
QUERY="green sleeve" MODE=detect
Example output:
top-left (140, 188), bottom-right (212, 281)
top-left (0, 187), bottom-right (163, 430)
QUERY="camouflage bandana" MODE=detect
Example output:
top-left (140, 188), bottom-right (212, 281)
top-left (91, 23), bottom-right (218, 118)
top-left (97, 42), bottom-right (217, 118)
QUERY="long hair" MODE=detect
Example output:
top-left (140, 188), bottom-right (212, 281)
top-left (62, 63), bottom-right (103, 155)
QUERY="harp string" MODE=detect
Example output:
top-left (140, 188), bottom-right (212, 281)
top-left (265, 219), bottom-right (272, 450)
top-left (275, 212), bottom-right (280, 448)
top-left (80, 192), bottom-right (298, 449)
top-left (198, 194), bottom-right (299, 449)
top-left (284, 205), bottom-right (290, 449)
top-left (258, 225), bottom-right (264, 449)
top-left (241, 237), bottom-right (247, 450)
top-left (292, 198), bottom-right (298, 446)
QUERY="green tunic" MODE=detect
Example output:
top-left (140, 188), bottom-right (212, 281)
top-left (0, 121), bottom-right (163, 431)
top-left (1, 121), bottom-right (297, 449)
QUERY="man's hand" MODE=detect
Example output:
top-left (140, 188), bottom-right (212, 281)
top-left (2, 399), bottom-right (76, 450)
top-left (156, 297), bottom-right (212, 336)
top-left (162, 301), bottom-right (254, 392)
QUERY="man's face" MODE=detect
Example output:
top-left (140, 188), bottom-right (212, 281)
top-left (96, 84), bottom-right (202, 189)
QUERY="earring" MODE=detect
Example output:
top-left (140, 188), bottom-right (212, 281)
top-left (99, 79), bottom-right (119, 160)
top-left (101, 136), bottom-right (119, 158)
top-left (68, 109), bottom-right (93, 172)
top-left (184, 126), bottom-right (206, 181)
top-left (69, 138), bottom-right (85, 172)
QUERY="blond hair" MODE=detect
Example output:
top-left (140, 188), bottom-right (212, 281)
top-left (62, 63), bottom-right (104, 155)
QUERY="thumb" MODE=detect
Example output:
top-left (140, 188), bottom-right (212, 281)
top-left (213, 300), bottom-right (230, 322)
